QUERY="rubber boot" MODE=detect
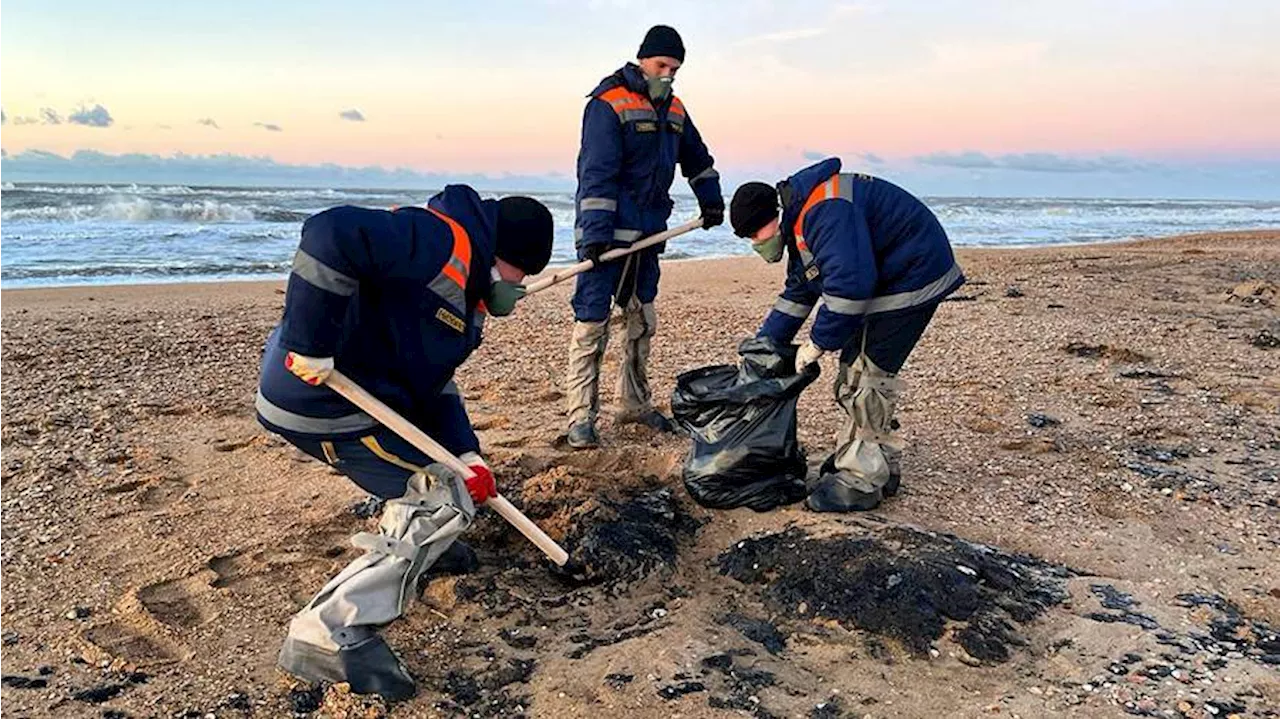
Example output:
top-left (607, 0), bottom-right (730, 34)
top-left (566, 419), bottom-right (601, 449)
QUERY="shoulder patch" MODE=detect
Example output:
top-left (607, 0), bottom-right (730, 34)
top-left (634, 121), bottom-right (657, 133)
top-left (435, 307), bottom-right (466, 333)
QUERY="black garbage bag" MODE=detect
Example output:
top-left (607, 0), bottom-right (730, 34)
top-left (671, 337), bottom-right (820, 511)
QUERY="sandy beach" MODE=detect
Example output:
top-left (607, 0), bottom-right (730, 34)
top-left (2, 231), bottom-right (1278, 718)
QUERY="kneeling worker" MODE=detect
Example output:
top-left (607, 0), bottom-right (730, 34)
top-left (256, 185), bottom-right (553, 699)
top-left (729, 157), bottom-right (964, 512)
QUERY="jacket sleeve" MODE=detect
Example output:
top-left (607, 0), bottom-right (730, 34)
top-left (758, 252), bottom-right (821, 344)
top-left (278, 205), bottom-right (438, 357)
top-left (678, 109), bottom-right (723, 209)
top-left (806, 201), bottom-right (878, 351)
top-left (419, 379), bottom-right (480, 457)
top-left (575, 98), bottom-right (624, 253)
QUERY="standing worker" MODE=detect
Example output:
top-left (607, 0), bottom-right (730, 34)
top-left (565, 24), bottom-right (725, 449)
top-left (729, 157), bottom-right (965, 512)
top-left (256, 185), bottom-right (554, 700)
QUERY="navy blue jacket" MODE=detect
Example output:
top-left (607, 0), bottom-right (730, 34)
top-left (256, 185), bottom-right (495, 456)
top-left (575, 63), bottom-right (721, 255)
top-left (759, 158), bottom-right (964, 350)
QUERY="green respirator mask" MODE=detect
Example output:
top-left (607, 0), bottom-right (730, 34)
top-left (486, 267), bottom-right (526, 317)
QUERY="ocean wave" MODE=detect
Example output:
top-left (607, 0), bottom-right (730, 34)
top-left (1, 260), bottom-right (291, 280)
top-left (0, 198), bottom-right (309, 223)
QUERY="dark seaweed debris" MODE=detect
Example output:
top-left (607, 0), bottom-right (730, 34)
top-left (717, 525), bottom-right (1071, 661)
top-left (287, 684), bottom-right (324, 714)
top-left (701, 653), bottom-right (779, 717)
top-left (658, 681), bottom-right (706, 700)
top-left (559, 488), bottom-right (696, 585)
top-left (717, 612), bottom-right (788, 655)
top-left (437, 658), bottom-right (534, 718)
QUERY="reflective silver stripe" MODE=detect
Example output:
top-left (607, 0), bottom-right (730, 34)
top-left (822, 293), bottom-right (869, 316)
top-left (427, 274), bottom-right (465, 311)
top-left (866, 263), bottom-right (965, 314)
top-left (573, 228), bottom-right (645, 243)
top-left (255, 390), bottom-right (377, 434)
top-left (619, 109), bottom-right (658, 123)
top-left (292, 249), bottom-right (357, 296)
top-left (773, 298), bottom-right (813, 318)
top-left (836, 174), bottom-right (858, 202)
top-left (819, 263), bottom-right (966, 318)
top-left (580, 198), bottom-right (617, 212)
top-left (691, 166), bottom-right (719, 183)
top-left (446, 256), bottom-right (468, 281)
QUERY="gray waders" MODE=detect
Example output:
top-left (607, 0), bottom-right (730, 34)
top-left (277, 465), bottom-right (474, 701)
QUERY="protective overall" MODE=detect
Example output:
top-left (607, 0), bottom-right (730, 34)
top-left (756, 158), bottom-right (964, 510)
top-left (277, 466), bottom-right (474, 700)
top-left (566, 62), bottom-right (721, 439)
top-left (256, 186), bottom-right (499, 696)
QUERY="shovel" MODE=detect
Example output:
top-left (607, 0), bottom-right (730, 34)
top-left (522, 217), bottom-right (704, 296)
top-left (317, 365), bottom-right (570, 566)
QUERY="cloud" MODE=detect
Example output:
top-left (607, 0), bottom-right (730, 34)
top-left (914, 150), bottom-right (1159, 174)
top-left (859, 152), bottom-right (885, 166)
top-left (12, 115), bottom-right (40, 125)
top-left (68, 104), bottom-right (114, 128)
top-left (915, 151), bottom-right (998, 169)
top-left (40, 108), bottom-right (63, 125)
top-left (0, 148), bottom-right (578, 191)
top-left (735, 28), bottom-right (828, 46)
top-left (802, 149), bottom-right (828, 161)
top-left (197, 118), bottom-right (220, 129)
top-left (254, 122), bottom-right (283, 132)
top-left (339, 108), bottom-right (366, 122)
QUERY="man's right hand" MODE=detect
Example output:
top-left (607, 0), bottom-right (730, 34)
top-left (285, 352), bottom-right (335, 386)
top-left (582, 244), bottom-right (607, 266)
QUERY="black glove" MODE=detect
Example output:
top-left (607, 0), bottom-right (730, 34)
top-left (582, 244), bottom-right (607, 266)
top-left (700, 204), bottom-right (725, 230)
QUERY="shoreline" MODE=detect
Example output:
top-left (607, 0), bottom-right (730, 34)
top-left (1, 228), bottom-right (1278, 718)
top-left (3, 228), bottom-right (1277, 295)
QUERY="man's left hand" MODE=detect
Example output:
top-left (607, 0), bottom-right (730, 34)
top-left (700, 204), bottom-right (724, 230)
top-left (795, 341), bottom-right (826, 373)
top-left (459, 452), bottom-right (497, 504)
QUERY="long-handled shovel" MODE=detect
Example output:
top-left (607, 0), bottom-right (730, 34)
top-left (316, 365), bottom-right (570, 566)
top-left (522, 217), bottom-right (704, 296)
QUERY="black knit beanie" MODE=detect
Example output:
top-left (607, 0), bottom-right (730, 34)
top-left (495, 197), bottom-right (554, 275)
top-left (638, 25), bottom-right (685, 63)
top-left (730, 182), bottom-right (780, 238)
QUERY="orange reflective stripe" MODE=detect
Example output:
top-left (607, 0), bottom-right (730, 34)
top-left (425, 207), bottom-right (472, 288)
top-left (598, 87), bottom-right (653, 115)
top-left (669, 97), bottom-right (686, 117)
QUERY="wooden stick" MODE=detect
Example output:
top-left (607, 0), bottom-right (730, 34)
top-left (523, 217), bottom-right (704, 296)
top-left (323, 368), bottom-right (570, 566)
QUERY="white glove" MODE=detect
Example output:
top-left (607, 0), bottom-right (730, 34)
top-left (795, 341), bottom-right (826, 372)
top-left (284, 352), bottom-right (335, 386)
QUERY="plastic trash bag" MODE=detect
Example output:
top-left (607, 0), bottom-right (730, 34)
top-left (671, 337), bottom-right (820, 511)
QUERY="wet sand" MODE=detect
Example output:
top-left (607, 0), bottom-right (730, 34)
top-left (2, 230), bottom-right (1278, 718)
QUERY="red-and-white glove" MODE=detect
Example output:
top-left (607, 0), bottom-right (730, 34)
top-left (459, 452), bottom-right (497, 504)
top-left (285, 352), bottom-right (335, 386)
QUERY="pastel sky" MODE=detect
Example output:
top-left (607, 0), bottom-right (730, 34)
top-left (2, 0), bottom-right (1279, 197)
